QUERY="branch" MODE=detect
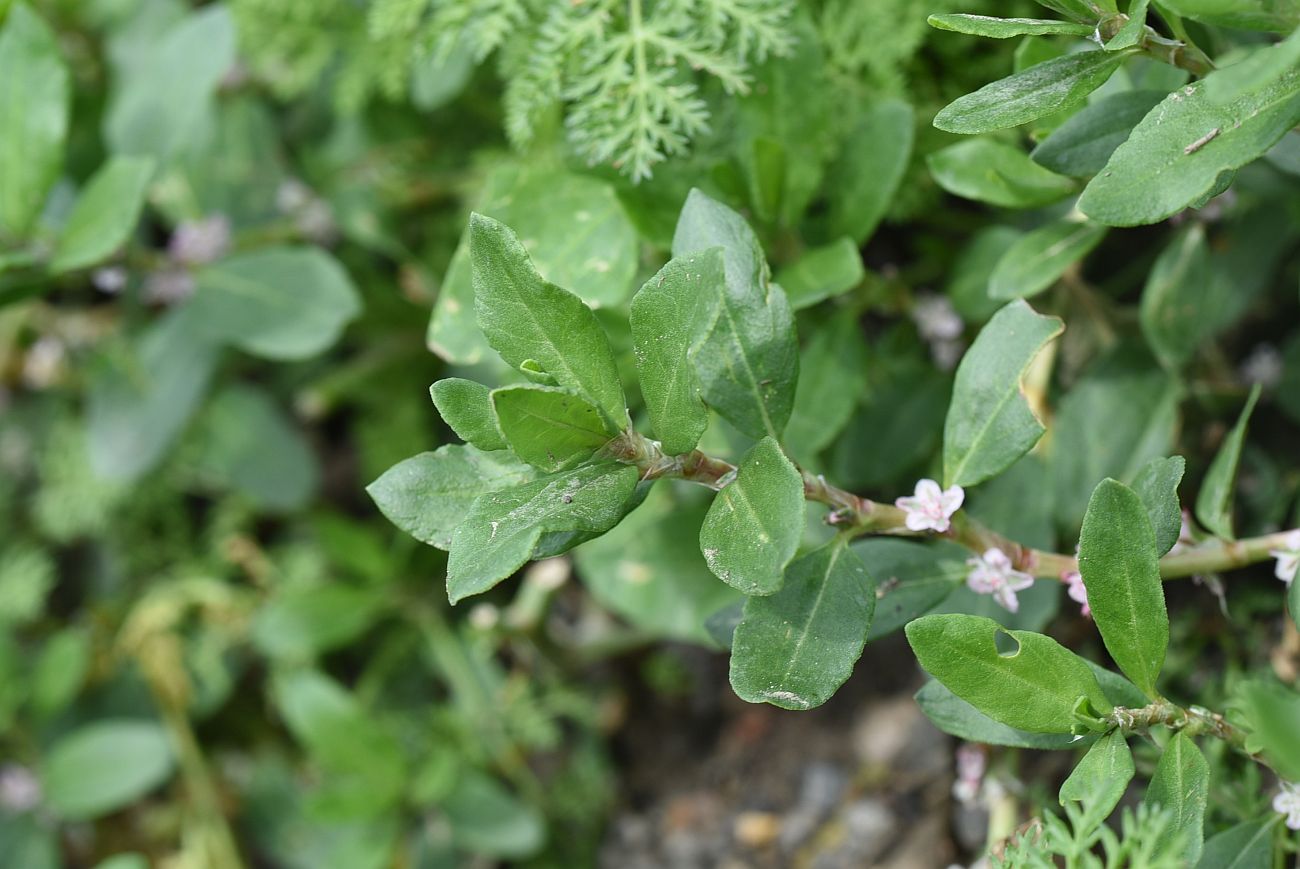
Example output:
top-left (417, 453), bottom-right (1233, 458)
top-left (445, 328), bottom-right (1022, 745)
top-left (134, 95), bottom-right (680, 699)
top-left (606, 431), bottom-right (1295, 583)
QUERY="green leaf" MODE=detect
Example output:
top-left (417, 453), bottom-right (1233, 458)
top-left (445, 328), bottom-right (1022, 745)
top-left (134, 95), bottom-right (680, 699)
top-left (366, 446), bottom-right (534, 550)
top-left (93, 856), bottom-right (149, 869)
top-left (905, 613), bottom-right (1112, 733)
top-left (574, 486), bottom-right (742, 644)
top-left (943, 300), bottom-right (1064, 488)
top-left (915, 679), bottom-right (1082, 749)
top-left (1078, 478), bottom-right (1168, 699)
top-left (989, 217), bottom-right (1107, 300)
top-left (1155, 0), bottom-right (1299, 31)
top-left (1230, 679), bottom-right (1300, 781)
top-left (1195, 385), bottom-right (1261, 540)
top-left (699, 437), bottom-right (804, 595)
top-left (86, 308), bottom-right (220, 482)
top-left (428, 165), bottom-right (638, 363)
top-left (272, 669), bottom-right (405, 817)
top-left (860, 540), bottom-right (968, 640)
top-left (191, 246), bottom-right (362, 360)
top-left (1105, 0), bottom-right (1150, 50)
top-left (443, 770), bottom-right (545, 859)
top-left (928, 14), bottom-right (1095, 37)
top-left (1059, 728), bottom-right (1134, 817)
top-left (1291, 577), bottom-right (1300, 633)
top-left (103, 5), bottom-right (236, 160)
top-left (1051, 362), bottom-right (1182, 531)
top-left (628, 250), bottom-right (721, 454)
top-left (775, 238), bottom-right (865, 310)
top-left (670, 189), bottom-right (799, 441)
top-left (784, 312), bottom-right (869, 463)
top-left (470, 213), bottom-right (629, 428)
top-left (1080, 70), bottom-right (1300, 226)
top-left (1032, 90), bottom-right (1166, 177)
top-left (1140, 223), bottom-right (1212, 369)
top-left (1207, 27), bottom-right (1300, 103)
top-left (0, 3), bottom-right (69, 238)
top-left (430, 378), bottom-right (507, 452)
top-left (935, 51), bottom-right (1129, 135)
top-left (929, 139), bottom-right (1076, 208)
top-left (252, 585), bottom-right (387, 661)
top-left (30, 628), bottom-right (89, 717)
top-left (729, 541), bottom-right (875, 710)
top-left (447, 462), bottom-right (640, 603)
top-left (1144, 732), bottom-right (1210, 864)
top-left (197, 385), bottom-right (318, 512)
top-left (49, 156), bottom-right (155, 273)
top-left (1034, 0), bottom-right (1118, 20)
top-left (1195, 818), bottom-right (1279, 869)
top-left (491, 384), bottom-right (617, 472)
top-left (825, 99), bottom-right (914, 244)
top-left (43, 720), bottom-right (175, 820)
top-left (1130, 456), bottom-right (1186, 556)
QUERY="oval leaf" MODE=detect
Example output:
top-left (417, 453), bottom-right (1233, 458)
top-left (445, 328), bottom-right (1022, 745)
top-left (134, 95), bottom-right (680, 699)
top-left (628, 249), bottom-right (721, 454)
top-left (699, 437), bottom-right (803, 595)
top-left (1078, 478), bottom-right (1169, 699)
top-left (943, 300), bottom-right (1064, 488)
top-left (905, 613), bottom-right (1112, 733)
top-left (191, 246), bottom-right (361, 360)
top-left (729, 541), bottom-right (875, 710)
top-left (935, 50), bottom-right (1129, 135)
top-left (671, 190), bottom-right (799, 441)
top-left (1143, 732), bottom-right (1210, 864)
top-left (430, 378), bottom-right (507, 452)
top-left (1080, 70), bottom-right (1300, 226)
top-left (989, 218), bottom-right (1107, 300)
top-left (447, 462), bottom-right (639, 603)
top-left (491, 384), bottom-right (618, 472)
top-left (470, 213), bottom-right (629, 428)
top-left (43, 720), bottom-right (175, 820)
top-left (51, 156), bottom-right (155, 273)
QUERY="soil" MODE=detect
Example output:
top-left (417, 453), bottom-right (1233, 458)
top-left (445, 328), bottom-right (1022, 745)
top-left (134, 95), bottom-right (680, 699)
top-left (602, 634), bottom-right (972, 868)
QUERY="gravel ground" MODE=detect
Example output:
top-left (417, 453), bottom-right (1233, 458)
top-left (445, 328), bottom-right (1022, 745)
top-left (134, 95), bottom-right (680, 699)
top-left (601, 635), bottom-right (970, 868)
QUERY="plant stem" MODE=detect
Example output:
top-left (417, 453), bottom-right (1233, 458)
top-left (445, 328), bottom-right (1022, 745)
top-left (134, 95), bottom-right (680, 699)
top-left (1104, 700), bottom-right (1270, 770)
top-left (607, 431), bottom-right (1295, 583)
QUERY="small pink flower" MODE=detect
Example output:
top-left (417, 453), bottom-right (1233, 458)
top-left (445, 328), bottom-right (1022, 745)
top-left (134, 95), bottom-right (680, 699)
top-left (896, 479), bottom-right (964, 534)
top-left (1274, 781), bottom-right (1300, 830)
top-left (1062, 570), bottom-right (1090, 618)
top-left (966, 548), bottom-right (1034, 613)
top-left (1269, 530), bottom-right (1300, 586)
top-left (952, 743), bottom-right (986, 806)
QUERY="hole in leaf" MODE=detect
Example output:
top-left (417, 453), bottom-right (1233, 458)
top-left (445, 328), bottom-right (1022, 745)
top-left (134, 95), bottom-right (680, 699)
top-left (995, 629), bottom-right (1021, 658)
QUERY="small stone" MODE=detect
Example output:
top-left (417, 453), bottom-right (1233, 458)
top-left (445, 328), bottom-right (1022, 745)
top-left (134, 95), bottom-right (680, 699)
top-left (734, 811), bottom-right (781, 848)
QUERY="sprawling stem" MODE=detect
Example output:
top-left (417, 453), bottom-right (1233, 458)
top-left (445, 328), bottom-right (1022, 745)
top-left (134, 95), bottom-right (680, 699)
top-left (1105, 700), bottom-right (1264, 767)
top-left (605, 431), bottom-right (1295, 583)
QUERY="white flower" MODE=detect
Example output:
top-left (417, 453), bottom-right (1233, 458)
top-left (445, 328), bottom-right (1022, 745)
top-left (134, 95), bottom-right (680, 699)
top-left (1274, 781), bottom-right (1300, 830)
top-left (1062, 570), bottom-right (1090, 618)
top-left (952, 743), bottom-right (986, 806)
top-left (912, 293), bottom-right (964, 342)
top-left (1270, 530), bottom-right (1300, 585)
top-left (966, 548), bottom-right (1034, 613)
top-left (169, 214), bottom-right (231, 266)
top-left (896, 479), bottom-right (964, 533)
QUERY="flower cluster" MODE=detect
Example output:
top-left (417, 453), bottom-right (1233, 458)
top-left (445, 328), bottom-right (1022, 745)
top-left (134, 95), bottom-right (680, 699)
top-left (1270, 530), bottom-right (1300, 586)
top-left (966, 548), bottom-right (1034, 614)
top-left (896, 479), bottom-right (964, 534)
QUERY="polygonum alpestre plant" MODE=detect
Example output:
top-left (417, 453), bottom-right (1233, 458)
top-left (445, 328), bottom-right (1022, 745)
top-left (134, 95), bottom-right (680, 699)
top-left (365, 0), bottom-right (1300, 863)
top-left (374, 194), bottom-right (1300, 864)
